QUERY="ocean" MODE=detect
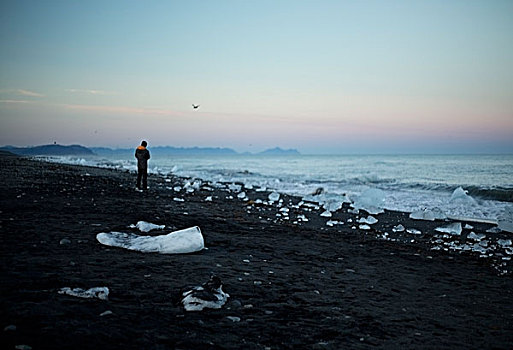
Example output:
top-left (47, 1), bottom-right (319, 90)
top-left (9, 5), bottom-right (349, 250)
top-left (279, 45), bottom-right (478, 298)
top-left (50, 154), bottom-right (513, 223)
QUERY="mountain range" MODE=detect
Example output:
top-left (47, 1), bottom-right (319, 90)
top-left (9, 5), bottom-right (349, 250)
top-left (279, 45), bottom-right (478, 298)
top-left (0, 144), bottom-right (300, 156)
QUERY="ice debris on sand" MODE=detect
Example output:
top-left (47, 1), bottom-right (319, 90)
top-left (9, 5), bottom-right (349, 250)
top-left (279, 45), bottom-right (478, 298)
top-left (392, 224), bottom-right (405, 232)
top-left (358, 216), bottom-right (378, 225)
top-left (96, 226), bottom-right (204, 254)
top-left (435, 222), bottom-right (462, 235)
top-left (497, 206), bottom-right (513, 233)
top-left (320, 210), bottom-right (332, 218)
top-left (352, 188), bottom-right (385, 215)
top-left (268, 192), bottom-right (280, 202)
top-left (450, 187), bottom-right (476, 205)
top-left (409, 208), bottom-right (447, 221)
top-left (58, 287), bottom-right (109, 300)
top-left (468, 232), bottom-right (486, 241)
top-left (181, 276), bottom-right (229, 312)
top-left (129, 221), bottom-right (165, 232)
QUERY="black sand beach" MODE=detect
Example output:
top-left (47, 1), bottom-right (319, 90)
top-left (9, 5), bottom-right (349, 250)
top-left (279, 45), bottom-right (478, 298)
top-left (1, 152), bottom-right (512, 349)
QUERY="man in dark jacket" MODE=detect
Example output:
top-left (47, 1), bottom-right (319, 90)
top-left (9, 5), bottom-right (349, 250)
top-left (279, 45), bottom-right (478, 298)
top-left (135, 140), bottom-right (150, 191)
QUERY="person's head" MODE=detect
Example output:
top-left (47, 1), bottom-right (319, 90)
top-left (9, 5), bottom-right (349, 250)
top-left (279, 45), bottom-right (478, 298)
top-left (141, 140), bottom-right (147, 147)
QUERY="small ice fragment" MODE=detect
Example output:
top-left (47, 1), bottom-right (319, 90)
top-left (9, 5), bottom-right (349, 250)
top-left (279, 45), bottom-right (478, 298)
top-left (320, 210), bottom-right (332, 218)
top-left (467, 232), bottom-right (486, 241)
top-left (173, 197), bottom-right (185, 202)
top-left (392, 224), bottom-right (405, 232)
top-left (100, 310), bottom-right (113, 316)
top-left (173, 186), bottom-right (182, 192)
top-left (407, 228), bottom-right (422, 235)
top-left (498, 239), bottom-right (512, 248)
top-left (486, 226), bottom-right (502, 233)
top-left (131, 221), bottom-right (165, 233)
top-left (237, 192), bottom-right (246, 199)
top-left (348, 208), bottom-right (359, 215)
top-left (435, 222), bottom-right (462, 235)
top-left (205, 196), bottom-right (213, 202)
top-left (59, 287), bottom-right (109, 300)
top-left (181, 276), bottom-right (229, 312)
top-left (358, 216), bottom-right (378, 225)
top-left (268, 192), bottom-right (280, 202)
top-left (359, 224), bottom-right (371, 230)
top-left (326, 220), bottom-right (343, 227)
top-left (226, 316), bottom-right (240, 322)
top-left (464, 224), bottom-right (473, 230)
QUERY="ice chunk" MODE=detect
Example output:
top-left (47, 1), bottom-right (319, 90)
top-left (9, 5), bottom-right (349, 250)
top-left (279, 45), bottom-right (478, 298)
top-left (435, 222), bottom-right (462, 235)
top-left (467, 232), bottom-right (486, 241)
top-left (352, 188), bottom-right (385, 215)
top-left (173, 197), bottom-right (185, 202)
top-left (205, 196), bottom-right (213, 202)
top-left (59, 287), bottom-right (109, 300)
top-left (228, 183), bottom-right (242, 192)
top-left (96, 226), bottom-right (204, 254)
top-left (359, 224), bottom-right (371, 230)
top-left (268, 192), bottom-right (280, 202)
top-left (326, 220), bottom-right (343, 227)
top-left (129, 221), bottom-right (165, 233)
top-left (173, 186), bottom-right (182, 192)
top-left (358, 216), bottom-right (378, 225)
top-left (320, 210), bottom-right (332, 218)
top-left (409, 208), bottom-right (447, 221)
top-left (407, 228), bottom-right (422, 235)
top-left (392, 224), bottom-right (405, 232)
top-left (498, 239), bottom-right (512, 248)
top-left (181, 276), bottom-right (229, 312)
top-left (450, 187), bottom-right (476, 205)
top-left (497, 206), bottom-right (513, 233)
top-left (464, 224), bottom-right (473, 230)
top-left (237, 192), bottom-right (247, 199)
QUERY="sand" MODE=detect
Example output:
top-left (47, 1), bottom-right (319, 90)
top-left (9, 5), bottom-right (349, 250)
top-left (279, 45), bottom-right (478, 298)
top-left (1, 152), bottom-right (512, 349)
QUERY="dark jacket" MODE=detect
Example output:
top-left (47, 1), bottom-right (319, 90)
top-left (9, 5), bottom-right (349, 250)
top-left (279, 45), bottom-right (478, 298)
top-left (135, 146), bottom-right (150, 170)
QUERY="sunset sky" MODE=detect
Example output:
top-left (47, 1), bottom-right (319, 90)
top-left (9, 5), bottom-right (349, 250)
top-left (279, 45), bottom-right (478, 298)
top-left (1, 0), bottom-right (512, 154)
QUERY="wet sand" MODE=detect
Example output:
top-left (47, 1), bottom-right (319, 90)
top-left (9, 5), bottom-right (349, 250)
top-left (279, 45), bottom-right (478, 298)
top-left (1, 152), bottom-right (512, 349)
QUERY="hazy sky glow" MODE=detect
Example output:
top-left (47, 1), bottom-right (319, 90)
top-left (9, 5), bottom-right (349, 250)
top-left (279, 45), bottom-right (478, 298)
top-left (1, 0), bottom-right (512, 154)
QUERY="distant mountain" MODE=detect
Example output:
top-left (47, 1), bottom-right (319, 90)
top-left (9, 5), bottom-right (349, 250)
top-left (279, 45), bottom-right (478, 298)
top-left (258, 147), bottom-right (300, 155)
top-left (0, 144), bottom-right (95, 156)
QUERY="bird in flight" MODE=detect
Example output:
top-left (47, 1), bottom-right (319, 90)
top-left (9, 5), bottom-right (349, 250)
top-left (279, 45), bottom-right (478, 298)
top-left (192, 104), bottom-right (200, 109)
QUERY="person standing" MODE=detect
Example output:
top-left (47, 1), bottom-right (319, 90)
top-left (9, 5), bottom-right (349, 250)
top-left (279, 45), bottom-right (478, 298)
top-left (135, 140), bottom-right (150, 191)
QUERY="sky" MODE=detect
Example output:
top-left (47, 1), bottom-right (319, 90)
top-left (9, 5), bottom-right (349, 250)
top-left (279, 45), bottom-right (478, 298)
top-left (1, 0), bottom-right (512, 154)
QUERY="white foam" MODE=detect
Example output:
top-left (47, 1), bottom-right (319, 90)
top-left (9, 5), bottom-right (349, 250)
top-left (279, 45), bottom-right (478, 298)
top-left (96, 226), bottom-right (204, 254)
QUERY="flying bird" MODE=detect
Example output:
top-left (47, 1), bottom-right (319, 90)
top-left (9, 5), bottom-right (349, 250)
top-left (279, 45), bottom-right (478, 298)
top-left (192, 104), bottom-right (200, 109)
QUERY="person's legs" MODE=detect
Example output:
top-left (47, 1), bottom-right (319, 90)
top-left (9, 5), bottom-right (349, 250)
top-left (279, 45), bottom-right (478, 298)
top-left (142, 170), bottom-right (148, 190)
top-left (136, 170), bottom-right (142, 189)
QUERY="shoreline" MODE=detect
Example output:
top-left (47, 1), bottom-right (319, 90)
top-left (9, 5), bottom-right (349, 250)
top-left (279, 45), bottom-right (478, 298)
top-left (1, 153), bottom-right (512, 349)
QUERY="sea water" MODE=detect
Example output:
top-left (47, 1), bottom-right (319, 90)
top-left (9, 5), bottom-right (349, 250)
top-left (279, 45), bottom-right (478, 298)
top-left (48, 154), bottom-right (513, 223)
